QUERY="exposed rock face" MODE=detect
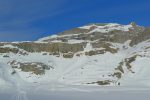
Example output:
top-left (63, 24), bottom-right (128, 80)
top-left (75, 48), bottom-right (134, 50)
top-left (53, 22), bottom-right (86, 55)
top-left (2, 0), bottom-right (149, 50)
top-left (58, 28), bottom-right (90, 35)
top-left (63, 52), bottom-right (74, 58)
top-left (8, 60), bottom-right (53, 75)
top-left (87, 80), bottom-right (112, 85)
top-left (0, 47), bottom-right (19, 53)
top-left (91, 41), bottom-right (118, 53)
top-left (85, 50), bottom-right (106, 56)
top-left (12, 42), bottom-right (85, 54)
top-left (130, 28), bottom-right (150, 46)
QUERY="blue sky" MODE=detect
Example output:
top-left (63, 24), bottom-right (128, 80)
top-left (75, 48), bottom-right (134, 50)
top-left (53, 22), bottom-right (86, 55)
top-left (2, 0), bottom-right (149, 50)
top-left (0, 0), bottom-right (150, 41)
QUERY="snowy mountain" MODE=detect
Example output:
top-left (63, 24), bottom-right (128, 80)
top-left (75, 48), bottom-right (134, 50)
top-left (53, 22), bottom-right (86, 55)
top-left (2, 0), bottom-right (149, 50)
top-left (0, 22), bottom-right (150, 91)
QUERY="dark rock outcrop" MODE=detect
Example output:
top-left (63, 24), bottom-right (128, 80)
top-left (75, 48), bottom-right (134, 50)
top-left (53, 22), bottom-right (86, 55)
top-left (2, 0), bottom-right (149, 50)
top-left (8, 60), bottom-right (53, 75)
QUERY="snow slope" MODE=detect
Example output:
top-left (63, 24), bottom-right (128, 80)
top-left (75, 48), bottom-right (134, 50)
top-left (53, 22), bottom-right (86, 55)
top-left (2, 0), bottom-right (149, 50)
top-left (0, 23), bottom-right (150, 92)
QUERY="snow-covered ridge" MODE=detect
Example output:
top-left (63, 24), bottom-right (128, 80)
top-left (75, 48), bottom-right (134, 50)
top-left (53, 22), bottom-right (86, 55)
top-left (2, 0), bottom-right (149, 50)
top-left (36, 23), bottom-right (134, 42)
top-left (38, 34), bottom-right (58, 42)
top-left (37, 23), bottom-right (135, 43)
top-left (79, 23), bottom-right (133, 33)
top-left (79, 23), bottom-right (120, 29)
